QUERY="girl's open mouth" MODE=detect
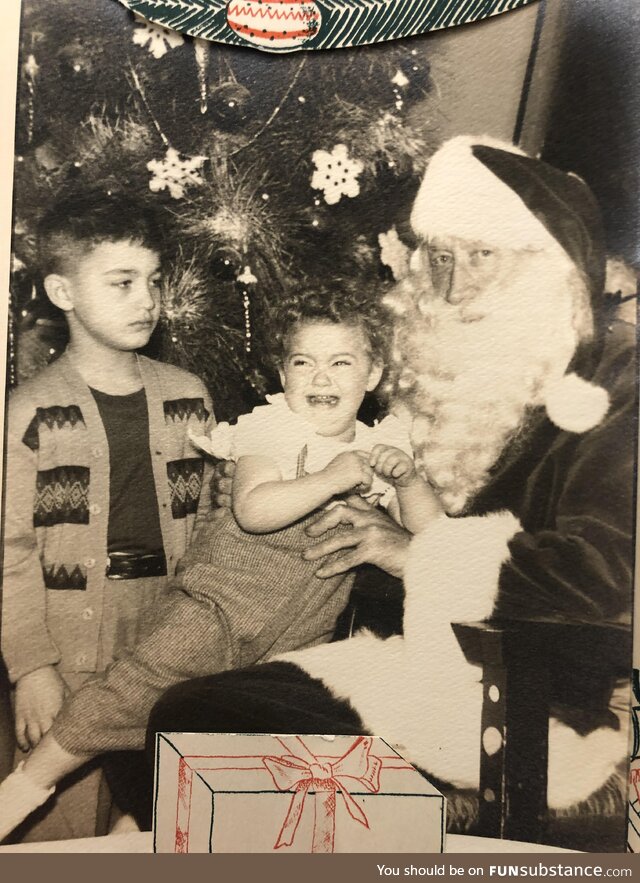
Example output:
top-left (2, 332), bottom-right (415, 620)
top-left (307, 395), bottom-right (339, 406)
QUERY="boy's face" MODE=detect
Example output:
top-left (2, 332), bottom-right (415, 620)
top-left (49, 240), bottom-right (162, 352)
top-left (279, 321), bottom-right (383, 441)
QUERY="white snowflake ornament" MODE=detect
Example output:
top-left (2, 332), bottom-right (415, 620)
top-left (147, 148), bottom-right (206, 200)
top-left (132, 15), bottom-right (185, 59)
top-left (311, 144), bottom-right (364, 206)
top-left (378, 226), bottom-right (410, 281)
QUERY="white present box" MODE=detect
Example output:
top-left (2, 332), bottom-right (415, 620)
top-left (153, 733), bottom-right (446, 853)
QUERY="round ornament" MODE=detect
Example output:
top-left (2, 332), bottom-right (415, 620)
top-left (57, 39), bottom-right (95, 80)
top-left (210, 245), bottom-right (244, 280)
top-left (226, 0), bottom-right (321, 52)
top-left (208, 81), bottom-right (251, 130)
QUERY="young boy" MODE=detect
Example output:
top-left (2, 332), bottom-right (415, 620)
top-left (1, 191), bottom-right (213, 841)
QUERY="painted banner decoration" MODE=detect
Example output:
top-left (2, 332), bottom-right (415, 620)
top-left (117, 0), bottom-right (538, 51)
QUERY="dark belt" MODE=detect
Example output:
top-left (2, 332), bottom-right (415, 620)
top-left (106, 550), bottom-right (167, 580)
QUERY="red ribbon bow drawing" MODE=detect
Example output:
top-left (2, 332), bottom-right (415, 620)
top-left (262, 736), bottom-right (382, 852)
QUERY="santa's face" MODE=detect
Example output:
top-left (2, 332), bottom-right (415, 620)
top-left (417, 237), bottom-right (532, 322)
top-left (389, 242), bottom-right (586, 512)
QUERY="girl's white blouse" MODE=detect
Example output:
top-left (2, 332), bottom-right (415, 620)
top-left (190, 393), bottom-right (413, 508)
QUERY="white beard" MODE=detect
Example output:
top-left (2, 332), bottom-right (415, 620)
top-left (386, 252), bottom-right (588, 513)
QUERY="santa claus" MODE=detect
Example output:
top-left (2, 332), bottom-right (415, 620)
top-left (146, 137), bottom-right (635, 827)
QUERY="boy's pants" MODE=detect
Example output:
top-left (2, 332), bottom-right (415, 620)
top-left (6, 573), bottom-right (168, 843)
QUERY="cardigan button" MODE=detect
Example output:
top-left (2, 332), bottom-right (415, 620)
top-left (92, 446), bottom-right (103, 459)
top-left (89, 504), bottom-right (101, 516)
top-left (81, 608), bottom-right (94, 621)
top-left (84, 558), bottom-right (96, 570)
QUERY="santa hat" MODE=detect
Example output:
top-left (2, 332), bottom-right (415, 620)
top-left (410, 136), bottom-right (610, 433)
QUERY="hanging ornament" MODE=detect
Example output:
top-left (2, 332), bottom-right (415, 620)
top-left (378, 226), bottom-right (411, 281)
top-left (207, 81), bottom-right (251, 132)
top-left (147, 148), bottom-right (206, 199)
top-left (7, 298), bottom-right (17, 389)
top-left (57, 39), bottom-right (95, 81)
top-left (391, 69), bottom-right (409, 88)
top-left (22, 54), bottom-right (39, 145)
top-left (236, 266), bottom-right (257, 354)
top-left (237, 266), bottom-right (258, 286)
top-left (194, 39), bottom-right (210, 115)
top-left (310, 144), bottom-right (364, 206)
top-left (132, 14), bottom-right (185, 59)
top-left (209, 245), bottom-right (243, 281)
top-left (242, 289), bottom-right (252, 353)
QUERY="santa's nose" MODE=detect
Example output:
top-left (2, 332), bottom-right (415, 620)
top-left (446, 264), bottom-right (478, 305)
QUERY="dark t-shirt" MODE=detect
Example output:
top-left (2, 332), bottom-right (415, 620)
top-left (90, 387), bottom-right (164, 556)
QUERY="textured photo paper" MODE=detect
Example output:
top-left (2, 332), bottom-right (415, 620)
top-left (0, 0), bottom-right (637, 855)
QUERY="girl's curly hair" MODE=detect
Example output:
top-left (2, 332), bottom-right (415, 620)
top-left (268, 279), bottom-right (391, 369)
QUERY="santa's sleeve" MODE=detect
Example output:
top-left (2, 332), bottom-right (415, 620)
top-left (496, 376), bottom-right (633, 623)
top-left (495, 340), bottom-right (635, 624)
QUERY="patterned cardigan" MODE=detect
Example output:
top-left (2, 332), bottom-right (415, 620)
top-left (1, 353), bottom-right (214, 683)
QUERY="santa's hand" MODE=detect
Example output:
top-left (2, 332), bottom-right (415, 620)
top-left (369, 444), bottom-right (418, 488)
top-left (304, 503), bottom-right (410, 578)
top-left (14, 667), bottom-right (67, 752)
top-left (212, 459), bottom-right (235, 510)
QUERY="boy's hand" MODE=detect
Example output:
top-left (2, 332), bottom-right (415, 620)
top-left (325, 451), bottom-right (373, 495)
top-left (212, 459), bottom-right (235, 510)
top-left (370, 444), bottom-right (418, 488)
top-left (15, 666), bottom-right (67, 752)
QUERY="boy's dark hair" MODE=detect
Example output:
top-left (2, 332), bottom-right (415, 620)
top-left (269, 281), bottom-right (390, 368)
top-left (37, 190), bottom-right (164, 276)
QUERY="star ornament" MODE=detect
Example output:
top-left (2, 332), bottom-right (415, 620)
top-left (132, 14), bottom-right (185, 59)
top-left (147, 148), bottom-right (207, 199)
top-left (311, 144), bottom-right (364, 206)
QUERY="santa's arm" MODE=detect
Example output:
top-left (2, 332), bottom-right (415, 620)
top-left (493, 396), bottom-right (634, 624)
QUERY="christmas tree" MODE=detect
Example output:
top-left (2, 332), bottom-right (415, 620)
top-left (11, 0), bottom-right (440, 419)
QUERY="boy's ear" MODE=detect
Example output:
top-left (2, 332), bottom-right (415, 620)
top-left (43, 274), bottom-right (74, 312)
top-left (366, 360), bottom-right (384, 392)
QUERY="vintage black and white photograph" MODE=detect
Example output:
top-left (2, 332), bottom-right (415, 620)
top-left (0, 0), bottom-right (637, 854)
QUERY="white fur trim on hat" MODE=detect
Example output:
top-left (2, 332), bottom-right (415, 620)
top-left (411, 135), bottom-right (559, 251)
top-left (544, 372), bottom-right (610, 433)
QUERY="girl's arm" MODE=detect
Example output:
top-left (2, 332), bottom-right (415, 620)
top-left (233, 451), bottom-right (373, 534)
top-left (370, 445), bottom-right (443, 535)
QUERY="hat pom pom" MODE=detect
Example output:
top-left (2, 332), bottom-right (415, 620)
top-left (544, 373), bottom-right (609, 433)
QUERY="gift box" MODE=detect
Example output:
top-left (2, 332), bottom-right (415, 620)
top-left (153, 733), bottom-right (446, 853)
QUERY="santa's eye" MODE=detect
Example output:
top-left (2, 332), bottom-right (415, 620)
top-left (430, 252), bottom-right (452, 267)
top-left (479, 249), bottom-right (493, 258)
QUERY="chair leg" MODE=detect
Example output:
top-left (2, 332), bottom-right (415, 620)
top-left (503, 654), bottom-right (549, 843)
top-left (478, 662), bottom-right (507, 837)
top-left (477, 655), bottom-right (549, 843)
